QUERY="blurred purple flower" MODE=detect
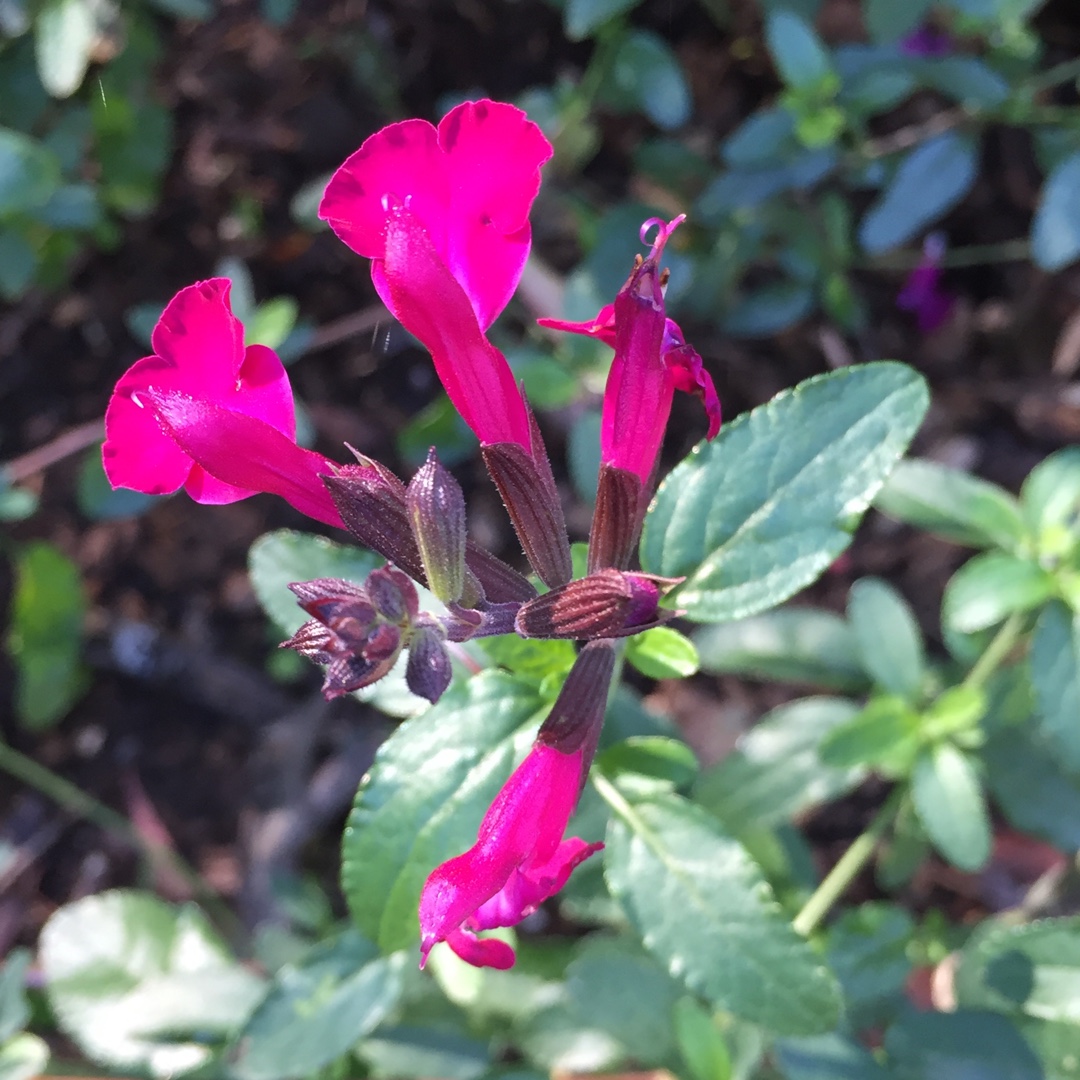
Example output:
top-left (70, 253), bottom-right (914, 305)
top-left (899, 26), bottom-right (954, 58)
top-left (897, 233), bottom-right (955, 335)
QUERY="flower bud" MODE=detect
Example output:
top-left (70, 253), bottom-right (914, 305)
top-left (515, 569), bottom-right (682, 640)
top-left (406, 623), bottom-right (453, 704)
top-left (407, 449), bottom-right (468, 605)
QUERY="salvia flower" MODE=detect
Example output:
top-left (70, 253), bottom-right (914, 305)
top-left (319, 99), bottom-right (551, 452)
top-left (540, 216), bottom-right (720, 487)
top-left (897, 233), bottom-right (954, 335)
top-left (418, 640), bottom-right (614, 969)
top-left (103, 278), bottom-right (344, 528)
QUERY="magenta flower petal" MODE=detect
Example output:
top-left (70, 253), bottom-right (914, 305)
top-left (418, 742), bottom-right (599, 970)
top-left (379, 205), bottom-right (531, 449)
top-left (144, 390), bottom-right (343, 527)
top-left (537, 303), bottom-right (617, 348)
top-left (320, 99), bottom-right (552, 331)
top-left (103, 280), bottom-right (296, 501)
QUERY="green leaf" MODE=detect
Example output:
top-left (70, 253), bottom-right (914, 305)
top-left (984, 728), bottom-right (1080, 851)
top-left (396, 394), bottom-right (477, 469)
top-left (859, 133), bottom-right (979, 253)
top-left (34, 0), bottom-right (95, 97)
top-left (847, 577), bottom-right (925, 700)
top-left (673, 997), bottom-right (732, 1080)
top-left (7, 542), bottom-right (87, 729)
top-left (864, 0), bottom-right (934, 42)
top-left (875, 458), bottom-right (1028, 552)
top-left (479, 635), bottom-right (576, 682)
top-left (693, 697), bottom-right (865, 831)
top-left (693, 607), bottom-right (870, 692)
top-left (640, 364), bottom-right (928, 622)
top-left (626, 626), bottom-right (700, 679)
top-left (40, 890), bottom-right (264, 1076)
top-left (0, 128), bottom-right (60, 215)
top-left (565, 937), bottom-right (682, 1065)
top-left (884, 1010), bottom-right (1042, 1080)
top-left (603, 791), bottom-right (842, 1034)
top-left (1032, 150), bottom-right (1080, 271)
top-left (568, 409), bottom-right (602, 506)
top-left (774, 1033), bottom-right (890, 1080)
top-left (341, 672), bottom-right (546, 953)
top-left (1031, 601), bottom-right (1080, 772)
top-left (1021, 448), bottom-right (1080, 556)
top-left (920, 57), bottom-right (1009, 109)
top-left (359, 1026), bottom-right (491, 1080)
top-left (818, 696), bottom-right (921, 772)
top-left (598, 736), bottom-right (699, 791)
top-left (564, 0), bottom-right (641, 40)
top-left (0, 1034), bottom-right (49, 1080)
top-left (0, 479), bottom-right (37, 522)
top-left (723, 282), bottom-right (816, 338)
top-left (248, 530), bottom-right (381, 636)
top-left (0, 230), bottom-right (37, 300)
top-left (765, 9), bottom-right (835, 91)
top-left (943, 551), bottom-right (1056, 634)
top-left (955, 918), bottom-right (1080, 1023)
top-left (77, 446), bottom-right (160, 520)
top-left (827, 902), bottom-right (914, 1030)
top-left (911, 743), bottom-right (991, 871)
top-left (245, 297), bottom-right (298, 351)
top-left (0, 951), bottom-right (30, 1044)
top-left (601, 30), bottom-right (691, 130)
top-left (232, 932), bottom-right (403, 1080)
top-left (722, 108), bottom-right (797, 168)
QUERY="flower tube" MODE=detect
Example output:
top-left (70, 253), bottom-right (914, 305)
top-left (418, 640), bottom-right (614, 969)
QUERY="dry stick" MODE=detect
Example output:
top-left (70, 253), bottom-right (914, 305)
top-left (1, 419), bottom-right (105, 484)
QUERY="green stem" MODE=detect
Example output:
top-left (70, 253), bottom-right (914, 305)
top-left (1024, 55), bottom-right (1080, 94)
top-left (792, 788), bottom-right (904, 938)
top-left (0, 739), bottom-right (242, 940)
top-left (856, 238), bottom-right (1031, 271)
top-left (962, 612), bottom-right (1027, 691)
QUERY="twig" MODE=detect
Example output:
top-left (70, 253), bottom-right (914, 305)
top-left (1, 419), bottom-right (105, 484)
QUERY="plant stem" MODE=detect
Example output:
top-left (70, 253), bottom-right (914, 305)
top-left (0, 739), bottom-right (242, 940)
top-left (792, 788), bottom-right (904, 938)
top-left (856, 238), bottom-right (1031, 271)
top-left (1025, 55), bottom-right (1080, 94)
top-left (963, 612), bottom-right (1026, 691)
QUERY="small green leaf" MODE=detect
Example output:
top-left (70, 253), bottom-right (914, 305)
top-left (723, 282), bottom-right (815, 337)
top-left (921, 685), bottom-right (987, 742)
top-left (673, 997), bottom-right (732, 1080)
top-left (598, 736), bottom-right (699, 791)
top-left (819, 696), bottom-right (921, 772)
top-left (41, 890), bottom-right (264, 1076)
top-left (232, 932), bottom-right (403, 1080)
top-left (359, 1026), bottom-right (491, 1080)
top-left (78, 447), bottom-right (160, 520)
top-left (478, 635), bottom-right (576, 682)
top-left (396, 394), bottom-right (477, 469)
top-left (600, 30), bottom-right (691, 130)
top-left (0, 128), bottom-right (60, 215)
top-left (1030, 601), bottom-right (1080, 772)
top-left (864, 0), bottom-right (934, 42)
top-left (341, 672), bottom-right (546, 953)
top-left (0, 479), bottom-right (37, 523)
top-left (1021, 447), bottom-right (1080, 552)
top-left (859, 133), bottom-right (979, 253)
top-left (640, 364), bottom-right (928, 622)
top-left (847, 577), bottom-right (925, 700)
top-left (565, 937), bottom-right (682, 1065)
top-left (248, 530), bottom-right (381, 636)
top-left (912, 743), bottom-right (991, 871)
top-left (694, 697), bottom-right (865, 830)
top-left (564, 0), bottom-right (641, 40)
top-left (34, 0), bottom-right (95, 97)
top-left (7, 542), bottom-right (87, 729)
top-left (943, 551), bottom-right (1055, 634)
top-left (765, 9), bottom-right (835, 91)
top-left (1032, 150), bottom-right (1080, 270)
top-left (0, 1034), bottom-right (49, 1080)
top-left (245, 297), bottom-right (298, 350)
top-left (0, 951), bottom-right (30, 1044)
top-left (955, 918), bottom-right (1080, 1023)
top-left (604, 791), bottom-right (842, 1034)
top-left (626, 626), bottom-right (700, 679)
top-left (693, 607), bottom-right (870, 692)
top-left (876, 458), bottom-right (1028, 552)
top-left (884, 1010), bottom-right (1042, 1080)
top-left (568, 409), bottom-right (602, 506)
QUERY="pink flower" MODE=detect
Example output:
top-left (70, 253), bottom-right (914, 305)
top-left (319, 100), bottom-right (553, 451)
top-left (418, 639), bottom-right (614, 970)
top-left (103, 278), bottom-right (343, 527)
top-left (419, 741), bottom-right (601, 969)
top-left (897, 233), bottom-right (954, 335)
top-left (539, 216), bottom-right (720, 486)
